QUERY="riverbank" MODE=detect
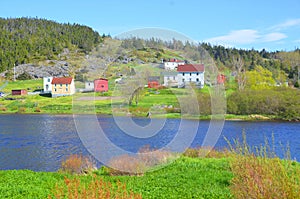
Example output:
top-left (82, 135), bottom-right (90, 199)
top-left (0, 157), bottom-right (233, 199)
top-left (1, 151), bottom-right (300, 199)
top-left (0, 110), bottom-right (293, 122)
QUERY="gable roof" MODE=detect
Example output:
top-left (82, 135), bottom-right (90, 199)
top-left (168, 58), bottom-right (185, 63)
top-left (161, 71), bottom-right (178, 76)
top-left (177, 64), bottom-right (204, 72)
top-left (95, 78), bottom-right (108, 81)
top-left (148, 76), bottom-right (160, 82)
top-left (51, 77), bottom-right (73, 84)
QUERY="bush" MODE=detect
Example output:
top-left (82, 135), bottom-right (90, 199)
top-left (34, 107), bottom-right (41, 112)
top-left (17, 72), bottom-right (33, 80)
top-left (18, 107), bottom-right (26, 113)
top-left (183, 147), bottom-right (231, 158)
top-left (60, 154), bottom-right (96, 174)
top-left (51, 177), bottom-right (142, 199)
top-left (107, 145), bottom-right (174, 176)
top-left (227, 88), bottom-right (300, 120)
top-left (0, 107), bottom-right (7, 111)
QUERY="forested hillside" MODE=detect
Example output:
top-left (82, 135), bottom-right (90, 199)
top-left (0, 17), bottom-right (102, 73)
top-left (1, 17), bottom-right (299, 87)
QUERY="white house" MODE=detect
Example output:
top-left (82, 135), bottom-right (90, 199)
top-left (161, 71), bottom-right (179, 87)
top-left (43, 77), bottom-right (53, 93)
top-left (164, 58), bottom-right (185, 70)
top-left (177, 64), bottom-right (205, 88)
top-left (85, 81), bottom-right (94, 91)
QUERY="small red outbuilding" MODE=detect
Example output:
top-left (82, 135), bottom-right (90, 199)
top-left (217, 74), bottom-right (226, 84)
top-left (148, 76), bottom-right (160, 88)
top-left (94, 78), bottom-right (108, 92)
top-left (12, 89), bottom-right (27, 96)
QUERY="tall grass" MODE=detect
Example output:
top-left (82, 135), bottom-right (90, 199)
top-left (225, 132), bottom-right (300, 199)
top-left (50, 177), bottom-right (142, 199)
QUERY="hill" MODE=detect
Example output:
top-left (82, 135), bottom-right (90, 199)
top-left (0, 17), bottom-right (103, 74)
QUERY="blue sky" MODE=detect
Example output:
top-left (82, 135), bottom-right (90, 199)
top-left (1, 0), bottom-right (300, 51)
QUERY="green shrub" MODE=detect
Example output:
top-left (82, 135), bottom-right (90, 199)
top-left (17, 72), bottom-right (33, 80)
top-left (227, 88), bottom-right (300, 120)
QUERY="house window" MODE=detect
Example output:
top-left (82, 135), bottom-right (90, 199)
top-left (167, 77), bottom-right (170, 80)
top-left (54, 88), bottom-right (57, 92)
top-left (66, 84), bottom-right (68, 87)
top-left (196, 73), bottom-right (199, 76)
top-left (66, 88), bottom-right (68, 92)
top-left (48, 78), bottom-right (50, 82)
top-left (60, 84), bottom-right (62, 87)
top-left (46, 85), bottom-right (49, 91)
top-left (190, 73), bottom-right (192, 76)
top-left (196, 78), bottom-right (199, 82)
top-left (55, 84), bottom-right (57, 87)
top-left (189, 78), bottom-right (191, 82)
top-left (101, 85), bottom-right (104, 88)
top-left (182, 78), bottom-right (185, 82)
top-left (183, 73), bottom-right (185, 76)
top-left (173, 76), bottom-right (175, 80)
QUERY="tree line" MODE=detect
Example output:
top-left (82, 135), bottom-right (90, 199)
top-left (0, 17), bottom-right (102, 73)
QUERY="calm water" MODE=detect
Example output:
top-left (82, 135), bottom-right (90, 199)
top-left (0, 114), bottom-right (299, 171)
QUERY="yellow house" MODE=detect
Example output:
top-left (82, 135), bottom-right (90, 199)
top-left (51, 77), bottom-right (75, 97)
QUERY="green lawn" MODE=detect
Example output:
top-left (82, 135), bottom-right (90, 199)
top-left (0, 157), bottom-right (233, 199)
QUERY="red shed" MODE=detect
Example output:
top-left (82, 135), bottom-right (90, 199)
top-left (217, 74), bottom-right (226, 84)
top-left (12, 89), bottom-right (27, 96)
top-left (148, 76), bottom-right (160, 88)
top-left (94, 78), bottom-right (108, 92)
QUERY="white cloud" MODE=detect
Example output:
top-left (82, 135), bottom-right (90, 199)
top-left (262, 32), bottom-right (287, 42)
top-left (206, 29), bottom-right (286, 47)
top-left (271, 19), bottom-right (300, 31)
top-left (206, 29), bottom-right (260, 46)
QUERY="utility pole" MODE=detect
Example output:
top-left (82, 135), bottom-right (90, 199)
top-left (13, 63), bottom-right (16, 81)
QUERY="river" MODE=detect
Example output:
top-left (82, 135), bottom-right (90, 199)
top-left (0, 114), bottom-right (299, 171)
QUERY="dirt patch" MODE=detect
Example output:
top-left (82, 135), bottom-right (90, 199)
top-left (74, 96), bottom-right (124, 101)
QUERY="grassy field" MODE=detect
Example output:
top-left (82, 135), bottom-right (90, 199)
top-left (0, 157), bottom-right (233, 199)
top-left (0, 79), bottom-right (296, 121)
top-left (0, 79), bottom-right (200, 116)
top-left (1, 150), bottom-right (299, 199)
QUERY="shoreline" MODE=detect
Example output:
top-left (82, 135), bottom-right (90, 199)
top-left (0, 112), bottom-right (298, 122)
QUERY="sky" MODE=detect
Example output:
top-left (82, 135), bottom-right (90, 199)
top-left (1, 0), bottom-right (300, 51)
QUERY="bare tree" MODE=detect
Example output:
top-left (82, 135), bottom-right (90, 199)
top-left (116, 71), bottom-right (147, 106)
top-left (233, 55), bottom-right (246, 91)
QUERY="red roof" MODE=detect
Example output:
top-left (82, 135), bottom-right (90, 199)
top-left (51, 77), bottom-right (73, 84)
top-left (177, 64), bottom-right (204, 72)
top-left (97, 78), bottom-right (108, 81)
